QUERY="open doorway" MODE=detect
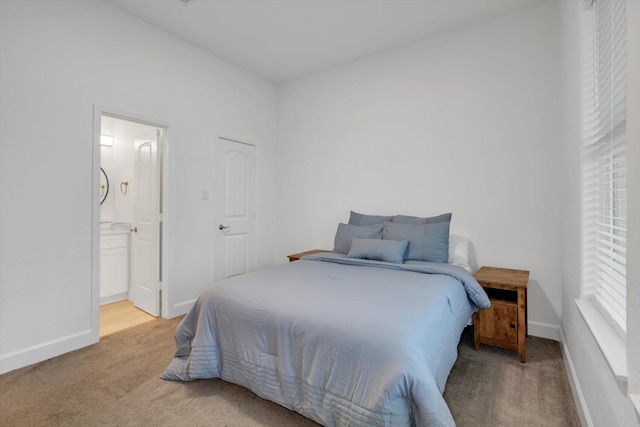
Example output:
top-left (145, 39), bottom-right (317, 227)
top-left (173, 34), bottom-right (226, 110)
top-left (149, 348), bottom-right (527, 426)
top-left (94, 108), bottom-right (168, 337)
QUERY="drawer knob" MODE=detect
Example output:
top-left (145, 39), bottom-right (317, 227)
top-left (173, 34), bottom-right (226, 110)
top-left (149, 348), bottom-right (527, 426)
top-left (509, 323), bottom-right (516, 329)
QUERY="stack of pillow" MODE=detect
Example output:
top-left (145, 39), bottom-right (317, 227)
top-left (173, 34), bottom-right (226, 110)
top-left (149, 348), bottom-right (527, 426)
top-left (334, 211), bottom-right (454, 265)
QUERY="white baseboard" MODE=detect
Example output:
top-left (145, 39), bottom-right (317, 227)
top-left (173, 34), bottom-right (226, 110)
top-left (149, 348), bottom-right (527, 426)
top-left (167, 297), bottom-right (197, 318)
top-left (559, 328), bottom-right (593, 427)
top-left (100, 293), bottom-right (128, 306)
top-left (528, 320), bottom-right (560, 341)
top-left (0, 329), bottom-right (97, 375)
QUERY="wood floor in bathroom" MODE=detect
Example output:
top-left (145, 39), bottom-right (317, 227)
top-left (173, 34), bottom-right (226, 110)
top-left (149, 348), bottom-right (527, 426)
top-left (99, 300), bottom-right (156, 337)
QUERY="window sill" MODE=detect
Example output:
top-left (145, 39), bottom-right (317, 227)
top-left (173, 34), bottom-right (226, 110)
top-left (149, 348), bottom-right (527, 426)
top-left (631, 394), bottom-right (640, 424)
top-left (575, 299), bottom-right (628, 394)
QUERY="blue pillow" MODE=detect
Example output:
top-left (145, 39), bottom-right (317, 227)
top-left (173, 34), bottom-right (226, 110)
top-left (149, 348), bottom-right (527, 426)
top-left (382, 218), bottom-right (451, 263)
top-left (348, 238), bottom-right (409, 264)
top-left (391, 212), bottom-right (452, 225)
top-left (348, 211), bottom-right (394, 226)
top-left (333, 223), bottom-right (383, 255)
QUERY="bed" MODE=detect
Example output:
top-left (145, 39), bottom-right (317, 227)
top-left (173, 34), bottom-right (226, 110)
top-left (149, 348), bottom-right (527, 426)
top-left (162, 212), bottom-right (490, 427)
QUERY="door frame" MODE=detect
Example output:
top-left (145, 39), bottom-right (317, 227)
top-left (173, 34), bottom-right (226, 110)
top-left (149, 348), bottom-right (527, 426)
top-left (91, 105), bottom-right (170, 339)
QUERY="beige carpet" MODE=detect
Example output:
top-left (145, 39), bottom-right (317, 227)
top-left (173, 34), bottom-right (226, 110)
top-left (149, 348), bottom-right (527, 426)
top-left (0, 318), bottom-right (580, 427)
top-left (445, 329), bottom-right (581, 427)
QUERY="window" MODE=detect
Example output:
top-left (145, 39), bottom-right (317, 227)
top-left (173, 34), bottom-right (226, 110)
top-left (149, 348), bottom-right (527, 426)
top-left (582, 0), bottom-right (627, 337)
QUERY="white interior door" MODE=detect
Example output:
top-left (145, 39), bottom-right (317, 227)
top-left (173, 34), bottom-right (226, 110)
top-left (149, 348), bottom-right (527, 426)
top-left (130, 131), bottom-right (160, 316)
top-left (213, 137), bottom-right (255, 282)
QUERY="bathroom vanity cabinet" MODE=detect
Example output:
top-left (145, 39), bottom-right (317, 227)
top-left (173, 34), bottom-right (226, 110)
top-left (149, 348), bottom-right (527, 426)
top-left (100, 233), bottom-right (129, 305)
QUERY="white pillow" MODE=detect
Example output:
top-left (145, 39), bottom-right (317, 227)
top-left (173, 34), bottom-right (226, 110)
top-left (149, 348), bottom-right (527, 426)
top-left (448, 235), bottom-right (471, 273)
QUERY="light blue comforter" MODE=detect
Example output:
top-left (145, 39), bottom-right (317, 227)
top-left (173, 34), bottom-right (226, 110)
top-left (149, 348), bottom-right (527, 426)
top-left (162, 253), bottom-right (489, 426)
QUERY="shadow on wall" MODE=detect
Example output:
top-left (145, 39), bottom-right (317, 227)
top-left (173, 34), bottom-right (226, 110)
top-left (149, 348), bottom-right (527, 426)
top-left (467, 241), bottom-right (478, 273)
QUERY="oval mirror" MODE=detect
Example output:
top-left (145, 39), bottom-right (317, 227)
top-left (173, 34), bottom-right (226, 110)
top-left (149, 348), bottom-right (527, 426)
top-left (100, 167), bottom-right (109, 205)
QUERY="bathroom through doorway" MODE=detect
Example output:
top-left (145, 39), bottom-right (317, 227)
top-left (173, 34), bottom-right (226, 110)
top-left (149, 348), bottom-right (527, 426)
top-left (96, 110), bottom-right (167, 336)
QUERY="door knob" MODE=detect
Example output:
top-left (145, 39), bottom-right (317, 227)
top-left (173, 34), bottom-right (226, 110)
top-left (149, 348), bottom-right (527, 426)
top-left (130, 226), bottom-right (138, 233)
top-left (218, 224), bottom-right (230, 230)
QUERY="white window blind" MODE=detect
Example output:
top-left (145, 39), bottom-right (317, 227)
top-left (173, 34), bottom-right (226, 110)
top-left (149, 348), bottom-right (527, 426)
top-left (583, 0), bottom-right (627, 336)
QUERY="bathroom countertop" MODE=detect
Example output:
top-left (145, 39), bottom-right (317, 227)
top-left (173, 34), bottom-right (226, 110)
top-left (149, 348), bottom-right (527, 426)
top-left (100, 228), bottom-right (131, 236)
top-left (100, 222), bottom-right (131, 236)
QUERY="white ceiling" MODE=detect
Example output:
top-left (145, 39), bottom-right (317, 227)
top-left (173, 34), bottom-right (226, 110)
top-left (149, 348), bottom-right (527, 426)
top-left (103, 0), bottom-right (533, 83)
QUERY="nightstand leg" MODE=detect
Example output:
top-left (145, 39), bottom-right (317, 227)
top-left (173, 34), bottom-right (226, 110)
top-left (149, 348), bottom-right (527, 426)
top-left (518, 288), bottom-right (526, 363)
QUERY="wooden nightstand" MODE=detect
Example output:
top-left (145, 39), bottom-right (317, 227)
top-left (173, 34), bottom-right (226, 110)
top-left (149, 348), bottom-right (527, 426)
top-left (287, 249), bottom-right (332, 262)
top-left (473, 266), bottom-right (529, 363)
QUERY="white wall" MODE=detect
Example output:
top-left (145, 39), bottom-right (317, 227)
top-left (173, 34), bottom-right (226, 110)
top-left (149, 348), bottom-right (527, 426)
top-left (100, 119), bottom-right (159, 225)
top-left (277, 1), bottom-right (562, 340)
top-left (100, 118), bottom-right (154, 225)
top-left (559, 0), bottom-right (640, 425)
top-left (0, 0), bottom-right (277, 373)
